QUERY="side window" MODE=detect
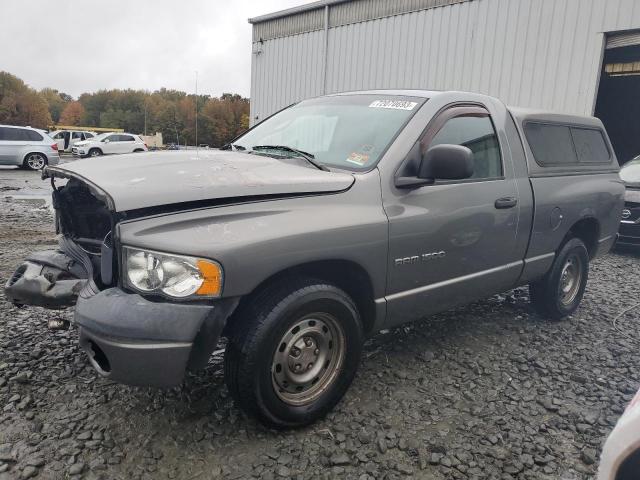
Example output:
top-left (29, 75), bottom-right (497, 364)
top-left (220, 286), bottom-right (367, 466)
top-left (85, 132), bottom-right (94, 139)
top-left (429, 115), bottom-right (503, 180)
top-left (5, 128), bottom-right (29, 141)
top-left (106, 135), bottom-right (118, 142)
top-left (525, 123), bottom-right (611, 166)
top-left (571, 127), bottom-right (610, 163)
top-left (120, 135), bottom-right (135, 142)
top-left (525, 124), bottom-right (578, 165)
top-left (72, 131), bottom-right (83, 139)
top-left (53, 132), bottom-right (64, 139)
top-left (0, 127), bottom-right (8, 141)
top-left (25, 130), bottom-right (43, 141)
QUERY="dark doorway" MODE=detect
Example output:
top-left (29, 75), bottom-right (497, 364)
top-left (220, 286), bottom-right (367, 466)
top-left (594, 40), bottom-right (640, 166)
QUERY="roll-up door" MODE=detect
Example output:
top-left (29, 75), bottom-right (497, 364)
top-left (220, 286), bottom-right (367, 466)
top-left (607, 31), bottom-right (640, 49)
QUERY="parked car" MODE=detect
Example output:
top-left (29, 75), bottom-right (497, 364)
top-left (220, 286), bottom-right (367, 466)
top-left (616, 157), bottom-right (640, 248)
top-left (49, 130), bottom-right (96, 152)
top-left (165, 143), bottom-right (179, 150)
top-left (5, 90), bottom-right (624, 428)
top-left (0, 124), bottom-right (60, 170)
top-left (598, 385), bottom-right (640, 479)
top-left (72, 132), bottom-right (147, 157)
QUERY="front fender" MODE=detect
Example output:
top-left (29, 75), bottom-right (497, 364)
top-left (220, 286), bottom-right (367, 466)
top-left (116, 171), bottom-right (388, 299)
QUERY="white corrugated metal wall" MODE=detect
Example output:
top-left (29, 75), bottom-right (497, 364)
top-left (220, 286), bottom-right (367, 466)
top-left (249, 0), bottom-right (640, 124)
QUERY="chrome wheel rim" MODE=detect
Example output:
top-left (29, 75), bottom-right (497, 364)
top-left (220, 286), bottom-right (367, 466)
top-left (26, 154), bottom-right (45, 169)
top-left (559, 254), bottom-right (582, 306)
top-left (90, 150), bottom-right (100, 157)
top-left (272, 313), bottom-right (346, 406)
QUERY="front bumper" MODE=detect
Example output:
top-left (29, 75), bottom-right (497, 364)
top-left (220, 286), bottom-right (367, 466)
top-left (75, 288), bottom-right (237, 387)
top-left (617, 222), bottom-right (640, 248)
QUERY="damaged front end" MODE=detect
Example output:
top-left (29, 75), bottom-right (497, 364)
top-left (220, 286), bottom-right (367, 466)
top-left (5, 169), bottom-right (115, 310)
top-left (5, 246), bottom-right (88, 309)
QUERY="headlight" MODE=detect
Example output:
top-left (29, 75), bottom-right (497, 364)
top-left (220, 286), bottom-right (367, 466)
top-left (123, 247), bottom-right (223, 299)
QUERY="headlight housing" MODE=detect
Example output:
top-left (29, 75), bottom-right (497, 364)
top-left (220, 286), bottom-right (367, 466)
top-left (123, 247), bottom-right (223, 299)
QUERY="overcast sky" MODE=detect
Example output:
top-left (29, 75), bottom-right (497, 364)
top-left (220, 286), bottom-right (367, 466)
top-left (1, 0), bottom-right (306, 99)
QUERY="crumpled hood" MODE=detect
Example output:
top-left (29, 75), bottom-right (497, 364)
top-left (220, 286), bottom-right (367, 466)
top-left (45, 150), bottom-right (354, 212)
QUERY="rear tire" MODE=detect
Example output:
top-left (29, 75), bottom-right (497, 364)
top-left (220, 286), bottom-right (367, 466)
top-left (88, 148), bottom-right (102, 157)
top-left (23, 153), bottom-right (47, 170)
top-left (224, 278), bottom-right (363, 428)
top-left (530, 237), bottom-right (589, 320)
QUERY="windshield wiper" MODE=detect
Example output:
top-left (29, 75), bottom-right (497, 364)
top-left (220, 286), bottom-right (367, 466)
top-left (251, 145), bottom-right (329, 171)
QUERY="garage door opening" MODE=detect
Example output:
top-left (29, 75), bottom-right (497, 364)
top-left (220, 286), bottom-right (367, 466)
top-left (595, 31), bottom-right (640, 166)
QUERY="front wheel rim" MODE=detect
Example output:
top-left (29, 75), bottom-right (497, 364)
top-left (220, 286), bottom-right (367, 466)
top-left (559, 254), bottom-right (583, 306)
top-left (272, 313), bottom-right (346, 406)
top-left (91, 150), bottom-right (100, 157)
top-left (26, 154), bottom-right (45, 169)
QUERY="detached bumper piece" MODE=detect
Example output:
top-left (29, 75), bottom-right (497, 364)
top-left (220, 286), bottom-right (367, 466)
top-left (75, 288), bottom-right (236, 387)
top-left (4, 250), bottom-right (88, 309)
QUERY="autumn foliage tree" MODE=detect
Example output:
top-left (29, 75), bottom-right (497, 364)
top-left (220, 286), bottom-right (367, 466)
top-left (40, 88), bottom-right (72, 123)
top-left (0, 72), bottom-right (52, 129)
top-left (1, 71), bottom-right (250, 146)
top-left (59, 101), bottom-right (85, 126)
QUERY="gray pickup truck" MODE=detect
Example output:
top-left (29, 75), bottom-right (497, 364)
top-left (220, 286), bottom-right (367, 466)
top-left (6, 90), bottom-right (624, 428)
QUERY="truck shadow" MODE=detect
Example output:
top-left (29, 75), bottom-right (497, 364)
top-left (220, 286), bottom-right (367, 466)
top-left (147, 286), bottom-right (543, 424)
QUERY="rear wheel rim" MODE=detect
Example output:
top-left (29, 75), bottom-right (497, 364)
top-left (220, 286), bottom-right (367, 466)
top-left (272, 313), bottom-right (346, 406)
top-left (26, 154), bottom-right (45, 170)
top-left (559, 254), bottom-right (583, 306)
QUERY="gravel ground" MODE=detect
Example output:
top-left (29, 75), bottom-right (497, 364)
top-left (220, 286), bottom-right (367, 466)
top-left (0, 166), bottom-right (639, 480)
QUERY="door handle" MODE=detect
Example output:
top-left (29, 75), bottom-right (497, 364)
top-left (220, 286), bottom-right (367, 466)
top-left (494, 197), bottom-right (518, 209)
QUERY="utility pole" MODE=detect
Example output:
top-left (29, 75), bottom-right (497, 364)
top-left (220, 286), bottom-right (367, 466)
top-left (195, 71), bottom-right (198, 149)
top-left (143, 102), bottom-right (147, 136)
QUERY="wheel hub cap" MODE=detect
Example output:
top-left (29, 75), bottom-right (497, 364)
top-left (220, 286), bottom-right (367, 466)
top-left (559, 254), bottom-right (582, 306)
top-left (27, 154), bottom-right (45, 169)
top-left (272, 313), bottom-right (345, 406)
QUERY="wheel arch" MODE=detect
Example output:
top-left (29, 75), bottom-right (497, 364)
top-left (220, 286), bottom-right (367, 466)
top-left (565, 217), bottom-right (600, 259)
top-left (22, 151), bottom-right (48, 163)
top-left (224, 259), bottom-right (377, 336)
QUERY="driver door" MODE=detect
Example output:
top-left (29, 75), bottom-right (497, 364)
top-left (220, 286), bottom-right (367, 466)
top-left (384, 106), bottom-right (521, 326)
top-left (102, 134), bottom-right (119, 154)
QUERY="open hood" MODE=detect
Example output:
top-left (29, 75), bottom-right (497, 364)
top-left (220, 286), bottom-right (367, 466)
top-left (45, 150), bottom-right (354, 212)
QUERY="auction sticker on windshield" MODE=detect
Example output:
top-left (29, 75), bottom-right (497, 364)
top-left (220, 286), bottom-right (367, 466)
top-left (346, 152), bottom-right (370, 166)
top-left (369, 100), bottom-right (418, 110)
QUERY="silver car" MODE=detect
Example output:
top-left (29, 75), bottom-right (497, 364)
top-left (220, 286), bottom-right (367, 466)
top-left (0, 124), bottom-right (61, 170)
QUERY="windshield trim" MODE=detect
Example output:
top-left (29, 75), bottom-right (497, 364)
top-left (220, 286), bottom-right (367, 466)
top-left (229, 94), bottom-right (428, 173)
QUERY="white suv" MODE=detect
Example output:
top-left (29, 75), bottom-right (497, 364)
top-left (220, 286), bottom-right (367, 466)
top-left (72, 132), bottom-right (147, 158)
top-left (49, 130), bottom-right (96, 152)
top-left (0, 124), bottom-right (61, 170)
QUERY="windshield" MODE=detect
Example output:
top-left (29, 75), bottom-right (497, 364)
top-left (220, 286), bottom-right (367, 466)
top-left (234, 94), bottom-right (426, 171)
top-left (620, 157), bottom-right (640, 186)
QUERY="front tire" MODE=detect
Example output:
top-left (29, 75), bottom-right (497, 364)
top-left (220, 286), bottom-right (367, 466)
top-left (88, 148), bottom-right (102, 157)
top-left (23, 153), bottom-right (47, 170)
top-left (530, 237), bottom-right (589, 320)
top-left (224, 278), bottom-right (363, 428)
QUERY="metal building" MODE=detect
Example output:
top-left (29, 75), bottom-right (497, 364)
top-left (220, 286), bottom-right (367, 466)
top-left (249, 0), bottom-right (640, 163)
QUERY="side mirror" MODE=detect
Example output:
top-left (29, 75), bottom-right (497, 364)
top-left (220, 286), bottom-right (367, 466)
top-left (419, 144), bottom-right (474, 180)
top-left (396, 144), bottom-right (474, 188)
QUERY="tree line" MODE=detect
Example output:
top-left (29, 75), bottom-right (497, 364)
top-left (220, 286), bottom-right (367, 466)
top-left (0, 71), bottom-right (250, 147)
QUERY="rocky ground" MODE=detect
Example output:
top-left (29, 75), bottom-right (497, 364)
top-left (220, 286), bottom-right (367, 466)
top-left (0, 165), bottom-right (639, 480)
